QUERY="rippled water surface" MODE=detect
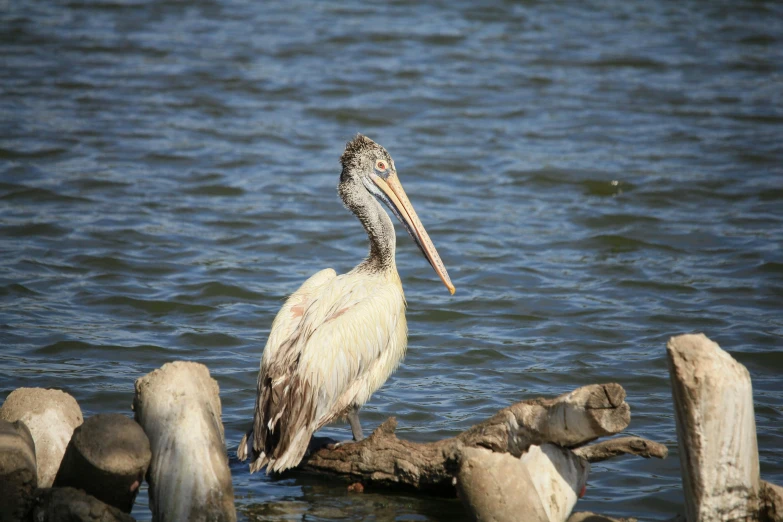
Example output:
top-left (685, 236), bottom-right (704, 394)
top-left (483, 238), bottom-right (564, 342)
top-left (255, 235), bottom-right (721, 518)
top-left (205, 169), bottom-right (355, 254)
top-left (2, 1), bottom-right (782, 520)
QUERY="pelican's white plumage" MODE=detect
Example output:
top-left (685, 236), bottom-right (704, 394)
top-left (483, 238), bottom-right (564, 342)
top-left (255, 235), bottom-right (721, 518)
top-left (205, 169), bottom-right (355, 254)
top-left (240, 267), bottom-right (406, 473)
top-left (239, 135), bottom-right (453, 474)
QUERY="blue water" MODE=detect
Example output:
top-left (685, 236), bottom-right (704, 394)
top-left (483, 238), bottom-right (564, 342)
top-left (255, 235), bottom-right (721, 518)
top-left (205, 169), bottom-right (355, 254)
top-left (2, 1), bottom-right (782, 520)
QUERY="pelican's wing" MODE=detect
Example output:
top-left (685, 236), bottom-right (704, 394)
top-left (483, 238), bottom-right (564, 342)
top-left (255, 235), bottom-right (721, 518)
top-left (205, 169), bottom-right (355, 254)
top-left (237, 268), bottom-right (336, 466)
top-left (249, 274), bottom-right (405, 473)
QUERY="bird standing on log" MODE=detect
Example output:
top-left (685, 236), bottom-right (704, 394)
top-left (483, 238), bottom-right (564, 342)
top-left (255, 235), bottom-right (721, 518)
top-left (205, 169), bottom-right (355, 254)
top-left (238, 134), bottom-right (455, 473)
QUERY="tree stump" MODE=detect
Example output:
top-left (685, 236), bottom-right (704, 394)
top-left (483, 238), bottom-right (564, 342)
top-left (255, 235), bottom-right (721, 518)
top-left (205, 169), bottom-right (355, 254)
top-left (0, 419), bottom-right (37, 522)
top-left (133, 361), bottom-right (236, 522)
top-left (53, 413), bottom-right (151, 513)
top-left (0, 387), bottom-right (83, 487)
top-left (667, 333), bottom-right (760, 521)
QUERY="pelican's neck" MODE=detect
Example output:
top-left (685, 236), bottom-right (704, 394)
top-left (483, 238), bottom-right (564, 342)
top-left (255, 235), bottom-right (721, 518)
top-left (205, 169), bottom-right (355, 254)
top-left (339, 179), bottom-right (397, 273)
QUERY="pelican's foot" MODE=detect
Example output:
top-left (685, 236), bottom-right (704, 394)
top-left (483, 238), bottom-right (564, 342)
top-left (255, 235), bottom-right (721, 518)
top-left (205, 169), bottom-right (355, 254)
top-left (306, 436), bottom-right (337, 456)
top-left (306, 436), bottom-right (363, 455)
top-left (327, 439), bottom-right (358, 450)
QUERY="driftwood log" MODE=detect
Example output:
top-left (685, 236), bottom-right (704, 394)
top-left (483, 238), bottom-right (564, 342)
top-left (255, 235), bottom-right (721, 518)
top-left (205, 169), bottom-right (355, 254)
top-left (300, 383), bottom-right (664, 495)
top-left (573, 436), bottom-right (668, 463)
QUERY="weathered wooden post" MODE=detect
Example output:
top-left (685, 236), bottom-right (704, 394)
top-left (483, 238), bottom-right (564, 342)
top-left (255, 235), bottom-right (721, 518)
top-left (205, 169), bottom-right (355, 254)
top-left (53, 413), bottom-right (151, 513)
top-left (0, 387), bottom-right (83, 487)
top-left (133, 361), bottom-right (236, 522)
top-left (667, 333), bottom-right (762, 521)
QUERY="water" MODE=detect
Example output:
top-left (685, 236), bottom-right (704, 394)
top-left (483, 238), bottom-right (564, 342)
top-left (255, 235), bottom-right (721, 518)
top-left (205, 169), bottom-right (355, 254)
top-left (2, 0), bottom-right (782, 519)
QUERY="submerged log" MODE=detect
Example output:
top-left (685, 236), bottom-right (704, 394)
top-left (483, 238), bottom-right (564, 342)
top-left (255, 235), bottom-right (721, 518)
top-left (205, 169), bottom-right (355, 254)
top-left (0, 387), bottom-right (83, 487)
top-left (53, 413), bottom-right (151, 513)
top-left (133, 361), bottom-right (236, 522)
top-left (300, 383), bottom-right (656, 494)
top-left (667, 333), bottom-right (761, 521)
top-left (457, 443), bottom-right (589, 522)
top-left (0, 419), bottom-right (37, 522)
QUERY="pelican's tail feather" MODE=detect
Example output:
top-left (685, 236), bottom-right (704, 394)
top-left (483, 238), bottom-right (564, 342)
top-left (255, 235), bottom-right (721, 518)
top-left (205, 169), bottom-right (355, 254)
top-left (265, 427), bottom-right (312, 474)
top-left (238, 428), bottom-right (270, 474)
top-left (250, 452), bottom-right (268, 474)
top-left (237, 430), bottom-right (251, 461)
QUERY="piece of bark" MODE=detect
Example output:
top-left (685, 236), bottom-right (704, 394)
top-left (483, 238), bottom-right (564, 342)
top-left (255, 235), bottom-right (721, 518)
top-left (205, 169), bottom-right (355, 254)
top-left (133, 361), bottom-right (236, 522)
top-left (667, 333), bottom-right (760, 521)
top-left (0, 419), bottom-right (37, 522)
top-left (573, 436), bottom-right (668, 463)
top-left (760, 480), bottom-right (783, 522)
top-left (32, 487), bottom-right (135, 522)
top-left (301, 383), bottom-right (630, 493)
top-left (0, 387), bottom-right (83, 487)
top-left (53, 413), bottom-right (151, 513)
top-left (568, 513), bottom-right (637, 522)
top-left (456, 444), bottom-right (588, 522)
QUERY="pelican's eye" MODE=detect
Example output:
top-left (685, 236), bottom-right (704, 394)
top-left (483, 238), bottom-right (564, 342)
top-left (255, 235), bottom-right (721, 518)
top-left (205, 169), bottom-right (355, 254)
top-left (375, 160), bottom-right (387, 171)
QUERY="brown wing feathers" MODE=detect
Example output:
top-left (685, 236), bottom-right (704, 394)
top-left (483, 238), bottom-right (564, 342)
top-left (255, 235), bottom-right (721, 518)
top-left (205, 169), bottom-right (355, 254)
top-left (247, 334), bottom-right (319, 473)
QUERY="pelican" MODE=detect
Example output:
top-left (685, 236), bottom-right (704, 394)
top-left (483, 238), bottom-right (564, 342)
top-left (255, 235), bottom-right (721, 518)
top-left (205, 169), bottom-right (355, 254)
top-left (238, 134), bottom-right (455, 473)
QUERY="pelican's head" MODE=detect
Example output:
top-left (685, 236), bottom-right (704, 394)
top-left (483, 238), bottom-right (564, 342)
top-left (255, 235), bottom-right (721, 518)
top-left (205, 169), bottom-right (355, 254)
top-left (339, 134), bottom-right (455, 295)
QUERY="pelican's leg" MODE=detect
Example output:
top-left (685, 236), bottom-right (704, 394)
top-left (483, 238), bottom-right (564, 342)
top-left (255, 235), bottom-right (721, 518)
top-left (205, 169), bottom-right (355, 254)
top-left (348, 404), bottom-right (364, 441)
top-left (324, 405), bottom-right (365, 449)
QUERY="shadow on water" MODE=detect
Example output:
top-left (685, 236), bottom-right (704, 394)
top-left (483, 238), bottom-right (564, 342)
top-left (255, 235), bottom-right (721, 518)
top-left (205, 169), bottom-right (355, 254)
top-left (239, 473), bottom-right (469, 522)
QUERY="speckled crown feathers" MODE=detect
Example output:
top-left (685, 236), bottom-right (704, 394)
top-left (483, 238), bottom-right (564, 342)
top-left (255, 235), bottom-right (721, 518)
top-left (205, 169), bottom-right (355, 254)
top-left (340, 134), bottom-right (378, 169)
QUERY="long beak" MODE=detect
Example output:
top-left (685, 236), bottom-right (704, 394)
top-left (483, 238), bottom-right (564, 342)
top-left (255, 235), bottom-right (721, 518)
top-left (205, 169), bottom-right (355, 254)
top-left (370, 172), bottom-right (456, 295)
